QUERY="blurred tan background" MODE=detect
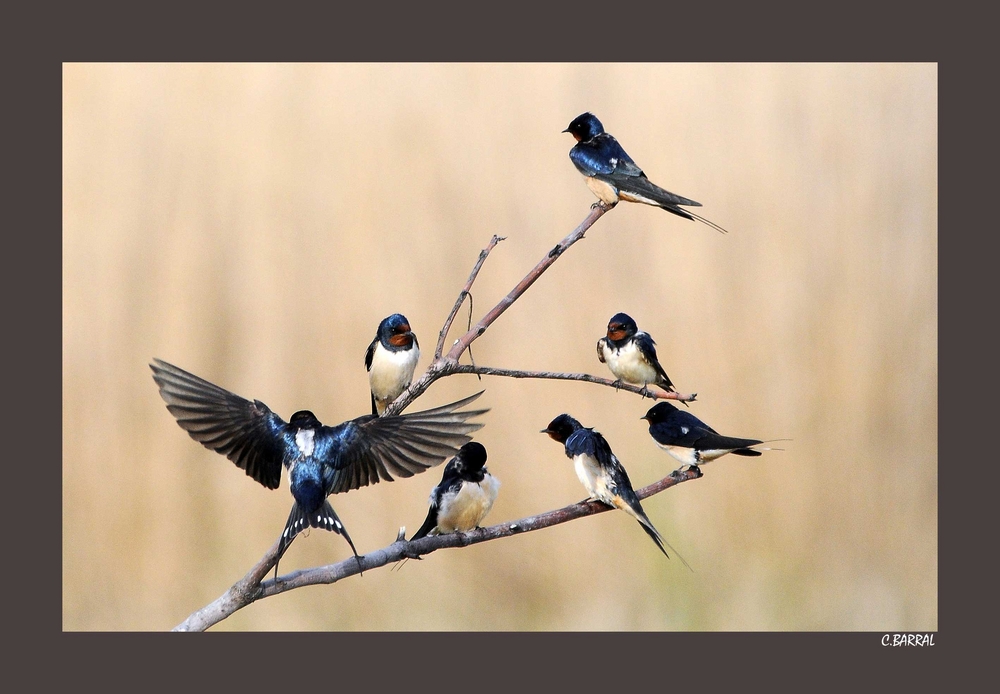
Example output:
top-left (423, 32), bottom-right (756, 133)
top-left (63, 63), bottom-right (936, 631)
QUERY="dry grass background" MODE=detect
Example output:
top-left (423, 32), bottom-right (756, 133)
top-left (62, 63), bottom-right (937, 631)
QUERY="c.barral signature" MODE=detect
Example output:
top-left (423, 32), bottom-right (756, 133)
top-left (882, 633), bottom-right (936, 646)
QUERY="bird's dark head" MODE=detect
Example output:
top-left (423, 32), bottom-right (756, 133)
top-left (454, 441), bottom-right (488, 473)
top-left (606, 312), bottom-right (638, 342)
top-left (563, 112), bottom-right (604, 142)
top-left (289, 410), bottom-right (322, 428)
top-left (641, 401), bottom-right (678, 424)
top-left (541, 414), bottom-right (583, 443)
top-left (378, 313), bottom-right (416, 349)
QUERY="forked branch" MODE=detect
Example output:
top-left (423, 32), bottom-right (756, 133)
top-left (174, 202), bottom-right (705, 631)
top-left (173, 465), bottom-right (702, 631)
top-left (384, 203), bottom-right (608, 415)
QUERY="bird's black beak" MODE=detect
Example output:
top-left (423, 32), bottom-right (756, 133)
top-left (540, 428), bottom-right (551, 434)
top-left (561, 127), bottom-right (571, 133)
top-left (640, 415), bottom-right (649, 421)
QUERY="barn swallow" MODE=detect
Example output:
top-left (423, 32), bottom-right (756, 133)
top-left (409, 441), bottom-right (500, 541)
top-left (150, 358), bottom-right (486, 575)
top-left (366, 313), bottom-right (420, 416)
top-left (597, 312), bottom-right (682, 400)
top-left (541, 414), bottom-right (689, 567)
top-left (642, 401), bottom-right (780, 467)
top-left (563, 112), bottom-right (727, 233)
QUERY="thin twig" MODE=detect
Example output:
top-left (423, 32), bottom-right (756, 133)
top-left (465, 294), bottom-right (480, 379)
top-left (449, 365), bottom-right (698, 403)
top-left (172, 465), bottom-right (702, 631)
top-left (434, 234), bottom-right (505, 359)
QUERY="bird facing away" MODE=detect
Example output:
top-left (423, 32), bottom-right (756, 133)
top-left (409, 441), bottom-right (500, 541)
top-left (366, 313), bottom-right (420, 416)
top-left (541, 413), bottom-right (689, 568)
top-left (149, 358), bottom-right (487, 574)
top-left (597, 312), bottom-right (680, 399)
top-left (642, 401), bottom-right (781, 467)
top-left (563, 112), bottom-right (728, 234)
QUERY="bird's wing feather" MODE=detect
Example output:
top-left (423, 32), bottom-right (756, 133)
top-left (652, 410), bottom-right (763, 450)
top-left (599, 172), bottom-right (701, 208)
top-left (409, 505), bottom-right (439, 541)
top-left (634, 333), bottom-right (673, 390)
top-left (601, 135), bottom-right (644, 177)
top-left (327, 392), bottom-right (488, 494)
top-left (569, 141), bottom-right (615, 176)
top-left (650, 411), bottom-right (717, 448)
top-left (150, 359), bottom-right (288, 490)
top-left (695, 432), bottom-right (766, 451)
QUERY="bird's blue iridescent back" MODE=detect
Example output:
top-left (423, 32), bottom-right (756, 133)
top-left (569, 134), bottom-right (643, 177)
top-left (651, 409), bottom-right (718, 446)
top-left (564, 426), bottom-right (614, 467)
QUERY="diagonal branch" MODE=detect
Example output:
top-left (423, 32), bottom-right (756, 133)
top-left (173, 465), bottom-right (702, 631)
top-left (449, 364), bottom-right (697, 403)
top-left (444, 204), bottom-right (607, 362)
top-left (385, 203), bottom-right (608, 416)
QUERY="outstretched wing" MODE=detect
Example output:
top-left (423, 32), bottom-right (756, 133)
top-left (326, 392), bottom-right (488, 494)
top-left (150, 359), bottom-right (289, 489)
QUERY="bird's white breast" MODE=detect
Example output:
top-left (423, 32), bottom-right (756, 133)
top-left (658, 444), bottom-right (698, 466)
top-left (435, 475), bottom-right (500, 534)
top-left (657, 443), bottom-right (728, 465)
top-left (573, 453), bottom-right (613, 505)
top-left (369, 342), bottom-right (420, 408)
top-left (602, 339), bottom-right (657, 386)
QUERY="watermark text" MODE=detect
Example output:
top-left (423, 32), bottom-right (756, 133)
top-left (881, 633), bottom-right (935, 647)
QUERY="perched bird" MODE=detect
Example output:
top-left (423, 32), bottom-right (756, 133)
top-left (541, 414), bottom-right (688, 567)
top-left (597, 312), bottom-right (681, 400)
top-left (149, 358), bottom-right (486, 574)
top-left (563, 112), bottom-right (727, 233)
top-left (409, 441), bottom-right (500, 541)
top-left (366, 313), bottom-right (421, 416)
top-left (642, 401), bottom-right (780, 467)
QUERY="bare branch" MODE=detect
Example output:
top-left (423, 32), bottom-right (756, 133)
top-left (449, 364), bottom-right (698, 403)
top-left (172, 542), bottom-right (280, 632)
top-left (173, 465), bottom-right (702, 631)
top-left (385, 204), bottom-right (608, 416)
top-left (444, 204), bottom-right (608, 362)
top-left (434, 234), bottom-right (506, 359)
top-left (172, 202), bottom-right (698, 631)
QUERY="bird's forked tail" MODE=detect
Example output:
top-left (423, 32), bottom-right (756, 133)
top-left (273, 500), bottom-right (360, 579)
